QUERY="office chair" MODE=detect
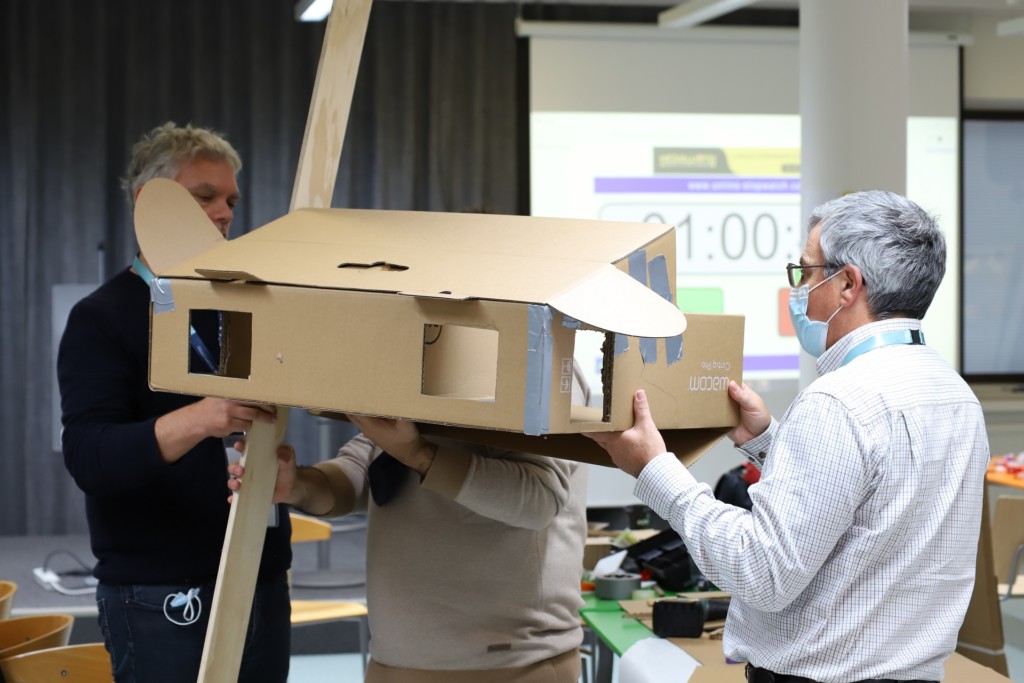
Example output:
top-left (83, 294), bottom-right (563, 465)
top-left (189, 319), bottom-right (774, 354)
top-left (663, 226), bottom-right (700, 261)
top-left (0, 581), bottom-right (15, 620)
top-left (289, 513), bottom-right (370, 672)
top-left (0, 614), bottom-right (74, 660)
top-left (0, 642), bottom-right (112, 682)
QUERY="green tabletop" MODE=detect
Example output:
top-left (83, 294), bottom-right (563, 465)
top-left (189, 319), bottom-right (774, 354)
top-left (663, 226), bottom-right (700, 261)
top-left (580, 608), bottom-right (655, 657)
top-left (580, 589), bottom-right (677, 613)
top-left (580, 593), bottom-right (630, 613)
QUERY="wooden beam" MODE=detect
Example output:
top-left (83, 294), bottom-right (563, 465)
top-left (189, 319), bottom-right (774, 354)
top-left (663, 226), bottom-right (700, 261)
top-left (290, 0), bottom-right (374, 211)
top-left (196, 1), bottom-right (372, 679)
top-left (197, 410), bottom-right (288, 683)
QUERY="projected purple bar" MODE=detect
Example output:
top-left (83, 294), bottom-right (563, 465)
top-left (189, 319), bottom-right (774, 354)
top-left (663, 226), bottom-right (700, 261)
top-left (595, 177), bottom-right (800, 194)
top-left (743, 354), bottom-right (800, 371)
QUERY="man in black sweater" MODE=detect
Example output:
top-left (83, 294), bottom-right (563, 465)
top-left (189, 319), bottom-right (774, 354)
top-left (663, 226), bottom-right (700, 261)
top-left (58, 122), bottom-right (292, 683)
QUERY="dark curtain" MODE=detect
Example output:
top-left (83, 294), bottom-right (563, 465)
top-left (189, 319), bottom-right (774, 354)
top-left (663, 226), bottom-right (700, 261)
top-left (0, 0), bottom-right (522, 535)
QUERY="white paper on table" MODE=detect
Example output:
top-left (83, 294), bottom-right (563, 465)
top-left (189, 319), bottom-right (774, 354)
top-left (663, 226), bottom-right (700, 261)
top-left (619, 637), bottom-right (700, 683)
top-left (591, 549), bottom-right (627, 578)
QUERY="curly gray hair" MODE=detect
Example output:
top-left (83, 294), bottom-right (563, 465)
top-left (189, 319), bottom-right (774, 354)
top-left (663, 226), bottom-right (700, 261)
top-left (121, 122), bottom-right (241, 210)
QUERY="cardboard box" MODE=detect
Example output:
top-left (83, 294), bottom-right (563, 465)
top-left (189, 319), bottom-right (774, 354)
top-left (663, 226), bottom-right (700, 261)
top-left (956, 487), bottom-right (1010, 676)
top-left (584, 537), bottom-right (615, 571)
top-left (992, 495), bottom-right (1024, 586)
top-left (135, 179), bottom-right (743, 466)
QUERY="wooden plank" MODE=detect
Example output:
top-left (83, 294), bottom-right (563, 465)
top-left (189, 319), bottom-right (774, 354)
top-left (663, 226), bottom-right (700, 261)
top-left (197, 1), bottom-right (372, 678)
top-left (197, 409), bottom-right (288, 683)
top-left (290, 0), bottom-right (373, 212)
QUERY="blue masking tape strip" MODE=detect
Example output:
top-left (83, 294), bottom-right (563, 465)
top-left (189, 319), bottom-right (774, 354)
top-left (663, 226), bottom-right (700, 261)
top-left (614, 333), bottom-right (629, 357)
top-left (640, 337), bottom-right (658, 364)
top-left (615, 250), bottom-right (650, 358)
top-left (524, 305), bottom-right (553, 436)
top-left (647, 255), bottom-right (672, 302)
top-left (628, 251), bottom-right (648, 286)
top-left (135, 255), bottom-right (216, 373)
top-left (561, 315), bottom-right (581, 329)
top-left (150, 278), bottom-right (176, 315)
top-left (665, 335), bottom-right (683, 365)
top-left (648, 255), bottom-right (684, 365)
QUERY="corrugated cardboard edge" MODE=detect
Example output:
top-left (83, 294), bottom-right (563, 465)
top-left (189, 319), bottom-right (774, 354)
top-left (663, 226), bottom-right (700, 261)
top-left (310, 410), bottom-right (728, 468)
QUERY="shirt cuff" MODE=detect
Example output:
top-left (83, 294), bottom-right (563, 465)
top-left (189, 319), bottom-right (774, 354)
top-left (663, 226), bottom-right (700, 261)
top-left (420, 445), bottom-right (472, 500)
top-left (311, 461), bottom-right (358, 517)
top-left (634, 452), bottom-right (698, 522)
top-left (735, 418), bottom-right (777, 467)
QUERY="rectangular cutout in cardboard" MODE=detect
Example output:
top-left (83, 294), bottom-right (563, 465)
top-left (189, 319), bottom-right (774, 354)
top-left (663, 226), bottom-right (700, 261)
top-left (570, 328), bottom-right (612, 424)
top-left (187, 309), bottom-right (252, 379)
top-left (421, 324), bottom-right (498, 401)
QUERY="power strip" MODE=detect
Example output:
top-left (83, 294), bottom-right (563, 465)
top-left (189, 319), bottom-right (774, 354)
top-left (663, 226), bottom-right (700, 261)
top-left (32, 566), bottom-right (97, 596)
top-left (32, 567), bottom-right (60, 590)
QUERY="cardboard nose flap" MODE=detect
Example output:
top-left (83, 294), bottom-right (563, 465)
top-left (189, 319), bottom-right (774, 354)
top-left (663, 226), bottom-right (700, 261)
top-left (549, 265), bottom-right (686, 338)
top-left (134, 178), bottom-right (226, 274)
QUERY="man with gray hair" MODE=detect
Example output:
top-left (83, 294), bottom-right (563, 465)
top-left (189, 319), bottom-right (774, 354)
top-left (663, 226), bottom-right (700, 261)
top-left (58, 122), bottom-right (291, 683)
top-left (586, 191), bottom-right (989, 683)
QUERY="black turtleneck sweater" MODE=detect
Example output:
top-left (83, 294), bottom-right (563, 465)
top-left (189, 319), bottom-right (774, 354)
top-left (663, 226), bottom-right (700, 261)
top-left (58, 267), bottom-right (290, 584)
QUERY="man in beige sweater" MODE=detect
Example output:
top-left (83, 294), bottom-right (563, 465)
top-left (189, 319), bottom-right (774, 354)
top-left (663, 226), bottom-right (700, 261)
top-left (232, 413), bottom-right (587, 682)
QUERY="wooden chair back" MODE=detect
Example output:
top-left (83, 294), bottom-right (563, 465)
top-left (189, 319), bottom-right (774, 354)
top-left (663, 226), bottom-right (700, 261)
top-left (0, 581), bottom-right (15, 620)
top-left (290, 512), bottom-right (332, 544)
top-left (286, 512), bottom-right (369, 671)
top-left (0, 642), bottom-right (112, 682)
top-left (0, 614), bottom-right (74, 660)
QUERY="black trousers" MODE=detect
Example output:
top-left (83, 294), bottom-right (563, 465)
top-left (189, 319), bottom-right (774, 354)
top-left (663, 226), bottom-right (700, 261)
top-left (745, 664), bottom-right (937, 683)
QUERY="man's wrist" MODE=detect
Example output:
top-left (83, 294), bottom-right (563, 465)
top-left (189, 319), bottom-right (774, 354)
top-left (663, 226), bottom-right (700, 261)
top-left (293, 465), bottom-right (332, 516)
top-left (410, 441), bottom-right (438, 478)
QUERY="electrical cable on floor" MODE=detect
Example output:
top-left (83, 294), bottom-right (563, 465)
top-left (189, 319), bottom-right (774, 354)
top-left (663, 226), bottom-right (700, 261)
top-left (32, 548), bottom-right (98, 596)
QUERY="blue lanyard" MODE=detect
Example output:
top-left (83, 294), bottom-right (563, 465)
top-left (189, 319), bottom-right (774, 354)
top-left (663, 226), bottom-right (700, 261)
top-left (840, 329), bottom-right (925, 368)
top-left (133, 255), bottom-right (219, 373)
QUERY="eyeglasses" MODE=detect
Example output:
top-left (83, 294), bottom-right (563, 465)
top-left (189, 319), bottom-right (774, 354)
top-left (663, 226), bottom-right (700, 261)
top-left (786, 263), bottom-right (834, 288)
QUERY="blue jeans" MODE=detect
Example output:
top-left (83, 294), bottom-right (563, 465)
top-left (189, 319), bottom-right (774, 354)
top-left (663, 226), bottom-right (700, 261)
top-left (96, 573), bottom-right (290, 683)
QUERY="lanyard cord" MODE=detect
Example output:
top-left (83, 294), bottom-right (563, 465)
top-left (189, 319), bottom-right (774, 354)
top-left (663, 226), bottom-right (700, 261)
top-left (840, 329), bottom-right (925, 368)
top-left (133, 255), bottom-right (219, 373)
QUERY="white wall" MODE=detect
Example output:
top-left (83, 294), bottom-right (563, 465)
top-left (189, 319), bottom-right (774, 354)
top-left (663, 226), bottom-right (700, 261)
top-left (964, 13), bottom-right (1024, 107)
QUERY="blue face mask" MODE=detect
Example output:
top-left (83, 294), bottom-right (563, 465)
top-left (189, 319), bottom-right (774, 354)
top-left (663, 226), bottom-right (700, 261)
top-left (789, 271), bottom-right (843, 358)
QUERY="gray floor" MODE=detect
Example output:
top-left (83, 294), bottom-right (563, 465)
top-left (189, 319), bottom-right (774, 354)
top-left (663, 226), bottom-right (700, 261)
top-left (1004, 597), bottom-right (1024, 682)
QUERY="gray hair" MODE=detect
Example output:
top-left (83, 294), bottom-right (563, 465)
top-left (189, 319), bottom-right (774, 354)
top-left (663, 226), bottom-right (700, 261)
top-left (809, 190), bottom-right (945, 320)
top-left (121, 122), bottom-right (242, 210)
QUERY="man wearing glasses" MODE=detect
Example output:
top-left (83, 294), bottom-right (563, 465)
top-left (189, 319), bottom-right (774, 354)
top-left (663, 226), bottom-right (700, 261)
top-left (586, 190), bottom-right (989, 683)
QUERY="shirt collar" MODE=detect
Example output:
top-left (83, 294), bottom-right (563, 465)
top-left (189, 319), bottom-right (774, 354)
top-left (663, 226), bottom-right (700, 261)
top-left (816, 317), bottom-right (922, 376)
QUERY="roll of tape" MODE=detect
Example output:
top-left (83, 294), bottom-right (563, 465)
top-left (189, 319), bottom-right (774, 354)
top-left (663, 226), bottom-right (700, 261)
top-left (595, 572), bottom-right (642, 600)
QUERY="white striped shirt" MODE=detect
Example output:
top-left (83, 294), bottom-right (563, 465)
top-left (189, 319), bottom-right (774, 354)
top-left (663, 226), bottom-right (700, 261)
top-left (636, 318), bottom-right (989, 682)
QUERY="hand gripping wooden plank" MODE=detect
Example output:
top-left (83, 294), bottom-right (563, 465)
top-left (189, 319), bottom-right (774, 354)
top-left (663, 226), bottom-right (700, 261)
top-left (196, 409), bottom-right (288, 682)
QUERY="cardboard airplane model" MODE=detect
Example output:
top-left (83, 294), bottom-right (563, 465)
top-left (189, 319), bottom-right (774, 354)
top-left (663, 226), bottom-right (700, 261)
top-left (131, 0), bottom-right (743, 680)
top-left (135, 177), bottom-right (743, 464)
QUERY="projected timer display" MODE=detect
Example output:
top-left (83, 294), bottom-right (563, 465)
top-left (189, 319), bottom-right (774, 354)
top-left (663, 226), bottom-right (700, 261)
top-left (530, 111), bottom-right (959, 380)
top-left (599, 202), bottom-right (802, 275)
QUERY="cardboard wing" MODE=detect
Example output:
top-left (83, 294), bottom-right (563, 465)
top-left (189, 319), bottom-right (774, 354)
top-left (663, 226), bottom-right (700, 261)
top-left (136, 178), bottom-right (743, 465)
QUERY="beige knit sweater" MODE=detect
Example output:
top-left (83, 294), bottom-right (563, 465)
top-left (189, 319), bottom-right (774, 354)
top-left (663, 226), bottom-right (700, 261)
top-left (314, 434), bottom-right (587, 670)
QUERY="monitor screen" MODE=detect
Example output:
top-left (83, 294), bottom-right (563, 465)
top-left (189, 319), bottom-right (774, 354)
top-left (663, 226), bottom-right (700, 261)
top-left (962, 116), bottom-right (1024, 382)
